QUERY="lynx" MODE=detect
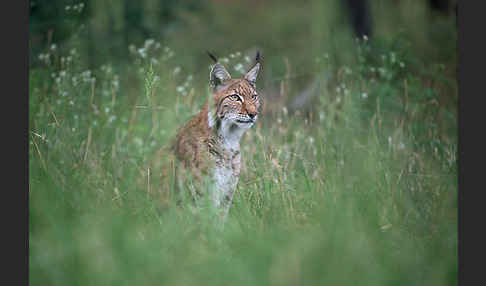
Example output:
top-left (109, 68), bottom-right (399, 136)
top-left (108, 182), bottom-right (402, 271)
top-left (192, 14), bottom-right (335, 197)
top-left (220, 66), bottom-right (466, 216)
top-left (173, 51), bottom-right (262, 220)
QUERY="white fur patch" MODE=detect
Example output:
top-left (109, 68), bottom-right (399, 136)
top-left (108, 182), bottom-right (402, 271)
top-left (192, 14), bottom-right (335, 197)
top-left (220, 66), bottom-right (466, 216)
top-left (208, 116), bottom-right (252, 218)
top-left (211, 164), bottom-right (238, 207)
top-left (208, 109), bottom-right (215, 128)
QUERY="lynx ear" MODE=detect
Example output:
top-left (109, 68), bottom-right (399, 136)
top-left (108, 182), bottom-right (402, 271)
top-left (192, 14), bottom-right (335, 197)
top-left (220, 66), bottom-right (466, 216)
top-left (244, 51), bottom-right (262, 87)
top-left (208, 52), bottom-right (231, 87)
top-left (210, 63), bottom-right (232, 87)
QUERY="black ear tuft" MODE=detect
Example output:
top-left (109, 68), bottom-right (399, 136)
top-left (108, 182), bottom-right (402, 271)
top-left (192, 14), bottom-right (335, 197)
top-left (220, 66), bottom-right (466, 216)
top-left (244, 52), bottom-right (261, 86)
top-left (255, 51), bottom-right (262, 63)
top-left (207, 51), bottom-right (218, 63)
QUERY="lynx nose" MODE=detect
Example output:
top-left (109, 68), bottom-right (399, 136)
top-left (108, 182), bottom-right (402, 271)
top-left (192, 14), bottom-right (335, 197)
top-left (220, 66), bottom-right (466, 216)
top-left (248, 112), bottom-right (257, 120)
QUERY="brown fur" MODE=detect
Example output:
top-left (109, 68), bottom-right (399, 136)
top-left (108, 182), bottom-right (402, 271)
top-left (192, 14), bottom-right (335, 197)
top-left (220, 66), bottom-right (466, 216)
top-left (172, 54), bottom-right (262, 217)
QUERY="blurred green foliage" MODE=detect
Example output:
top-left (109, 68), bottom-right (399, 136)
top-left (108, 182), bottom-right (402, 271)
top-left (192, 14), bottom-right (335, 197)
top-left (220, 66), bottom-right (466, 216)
top-left (29, 1), bottom-right (457, 285)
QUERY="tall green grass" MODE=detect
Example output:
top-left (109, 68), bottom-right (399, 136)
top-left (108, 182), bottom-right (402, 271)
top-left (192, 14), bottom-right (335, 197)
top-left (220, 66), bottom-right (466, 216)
top-left (29, 1), bottom-right (457, 285)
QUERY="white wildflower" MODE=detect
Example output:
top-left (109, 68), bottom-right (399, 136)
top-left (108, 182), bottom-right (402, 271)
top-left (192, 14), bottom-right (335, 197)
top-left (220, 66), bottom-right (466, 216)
top-left (40, 53), bottom-right (50, 64)
top-left (138, 48), bottom-right (147, 58)
top-left (282, 106), bottom-right (288, 116)
top-left (129, 44), bottom-right (136, 54)
top-left (176, 86), bottom-right (185, 93)
top-left (233, 63), bottom-right (244, 74)
top-left (112, 76), bottom-right (119, 90)
top-left (82, 70), bottom-right (91, 78)
top-left (319, 111), bottom-right (325, 121)
top-left (144, 39), bottom-right (155, 48)
top-left (378, 67), bottom-right (386, 77)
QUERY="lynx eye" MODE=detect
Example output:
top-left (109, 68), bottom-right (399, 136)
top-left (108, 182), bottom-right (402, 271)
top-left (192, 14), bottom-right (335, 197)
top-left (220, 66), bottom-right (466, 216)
top-left (251, 94), bottom-right (258, 100)
top-left (229, 94), bottom-right (240, 101)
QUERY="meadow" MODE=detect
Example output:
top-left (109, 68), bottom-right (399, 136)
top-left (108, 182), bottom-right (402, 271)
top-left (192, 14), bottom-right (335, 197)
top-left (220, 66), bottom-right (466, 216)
top-left (29, 1), bottom-right (457, 285)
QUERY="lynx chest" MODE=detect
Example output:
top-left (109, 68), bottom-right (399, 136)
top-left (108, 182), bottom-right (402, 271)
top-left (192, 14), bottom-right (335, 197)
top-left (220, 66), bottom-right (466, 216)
top-left (207, 139), bottom-right (241, 208)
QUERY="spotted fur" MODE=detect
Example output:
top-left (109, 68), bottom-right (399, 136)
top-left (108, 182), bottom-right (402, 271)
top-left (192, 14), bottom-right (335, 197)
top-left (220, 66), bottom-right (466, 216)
top-left (173, 52), bottom-right (262, 220)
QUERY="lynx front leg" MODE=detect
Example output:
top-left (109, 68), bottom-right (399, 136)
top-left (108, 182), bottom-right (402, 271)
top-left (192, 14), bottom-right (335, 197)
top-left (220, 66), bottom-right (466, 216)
top-left (210, 171), bottom-right (239, 223)
top-left (220, 186), bottom-right (237, 221)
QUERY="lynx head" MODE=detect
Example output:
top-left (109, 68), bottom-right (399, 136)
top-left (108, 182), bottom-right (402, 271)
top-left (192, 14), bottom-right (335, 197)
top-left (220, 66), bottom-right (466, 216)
top-left (207, 51), bottom-right (262, 136)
